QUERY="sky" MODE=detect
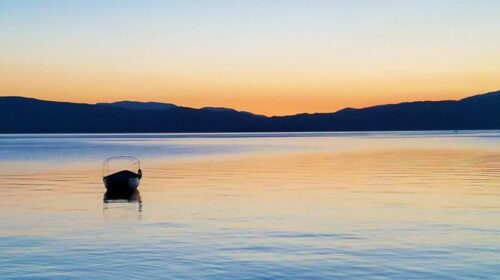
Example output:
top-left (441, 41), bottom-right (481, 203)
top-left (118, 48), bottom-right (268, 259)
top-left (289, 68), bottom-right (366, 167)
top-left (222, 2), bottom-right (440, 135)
top-left (0, 0), bottom-right (499, 116)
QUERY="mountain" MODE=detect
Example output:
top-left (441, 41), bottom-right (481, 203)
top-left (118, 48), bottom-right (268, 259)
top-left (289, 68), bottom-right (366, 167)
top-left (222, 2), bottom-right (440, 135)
top-left (0, 97), bottom-right (266, 133)
top-left (270, 90), bottom-right (500, 131)
top-left (97, 101), bottom-right (178, 110)
top-left (0, 90), bottom-right (499, 133)
top-left (201, 107), bottom-right (265, 117)
top-left (97, 101), bottom-right (264, 117)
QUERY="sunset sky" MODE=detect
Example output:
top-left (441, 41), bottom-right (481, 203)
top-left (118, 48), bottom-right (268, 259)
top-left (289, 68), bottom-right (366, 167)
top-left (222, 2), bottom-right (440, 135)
top-left (1, 0), bottom-right (499, 115)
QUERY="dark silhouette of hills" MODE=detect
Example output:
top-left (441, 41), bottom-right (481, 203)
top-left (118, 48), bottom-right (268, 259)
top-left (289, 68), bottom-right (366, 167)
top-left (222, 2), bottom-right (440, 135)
top-left (97, 101), bottom-right (178, 110)
top-left (201, 107), bottom-right (265, 117)
top-left (98, 101), bottom-right (264, 117)
top-left (0, 90), bottom-right (499, 133)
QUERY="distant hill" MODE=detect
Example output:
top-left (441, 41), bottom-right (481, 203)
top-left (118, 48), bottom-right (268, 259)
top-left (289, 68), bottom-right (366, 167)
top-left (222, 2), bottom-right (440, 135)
top-left (201, 107), bottom-right (265, 118)
top-left (97, 101), bottom-right (264, 117)
top-left (0, 90), bottom-right (499, 133)
top-left (271, 90), bottom-right (500, 131)
top-left (97, 101), bottom-right (178, 110)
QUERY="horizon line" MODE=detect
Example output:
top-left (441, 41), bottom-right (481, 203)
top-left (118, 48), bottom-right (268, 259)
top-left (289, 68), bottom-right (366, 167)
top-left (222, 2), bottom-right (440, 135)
top-left (1, 89), bottom-right (499, 117)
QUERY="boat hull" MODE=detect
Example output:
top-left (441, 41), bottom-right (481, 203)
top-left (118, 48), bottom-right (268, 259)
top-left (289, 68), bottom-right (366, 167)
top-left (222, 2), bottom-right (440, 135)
top-left (103, 170), bottom-right (141, 194)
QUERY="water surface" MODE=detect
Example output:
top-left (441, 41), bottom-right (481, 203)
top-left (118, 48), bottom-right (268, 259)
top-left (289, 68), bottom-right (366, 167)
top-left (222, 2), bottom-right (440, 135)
top-left (1, 131), bottom-right (499, 279)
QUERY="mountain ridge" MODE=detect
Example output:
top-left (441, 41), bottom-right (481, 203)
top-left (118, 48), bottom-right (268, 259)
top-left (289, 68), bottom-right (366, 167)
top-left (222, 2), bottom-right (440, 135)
top-left (97, 101), bottom-right (178, 110)
top-left (0, 90), bottom-right (499, 133)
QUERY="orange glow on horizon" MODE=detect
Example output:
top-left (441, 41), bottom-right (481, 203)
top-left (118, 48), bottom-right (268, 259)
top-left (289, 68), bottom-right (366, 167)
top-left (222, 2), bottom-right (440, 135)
top-left (1, 61), bottom-right (498, 116)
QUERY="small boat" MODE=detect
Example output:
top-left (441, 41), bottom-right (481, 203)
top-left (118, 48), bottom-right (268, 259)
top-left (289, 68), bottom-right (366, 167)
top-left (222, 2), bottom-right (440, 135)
top-left (103, 156), bottom-right (142, 193)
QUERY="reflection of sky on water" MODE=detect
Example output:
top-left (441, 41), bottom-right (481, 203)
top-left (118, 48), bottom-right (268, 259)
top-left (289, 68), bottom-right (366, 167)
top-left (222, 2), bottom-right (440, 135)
top-left (0, 131), bottom-right (499, 279)
top-left (1, 131), bottom-right (499, 164)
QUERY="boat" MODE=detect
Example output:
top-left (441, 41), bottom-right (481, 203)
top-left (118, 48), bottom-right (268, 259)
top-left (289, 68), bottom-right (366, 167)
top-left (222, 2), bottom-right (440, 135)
top-left (103, 156), bottom-right (142, 193)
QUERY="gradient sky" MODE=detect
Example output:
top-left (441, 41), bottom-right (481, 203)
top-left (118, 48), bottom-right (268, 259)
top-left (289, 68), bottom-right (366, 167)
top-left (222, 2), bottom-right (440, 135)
top-left (1, 0), bottom-right (499, 115)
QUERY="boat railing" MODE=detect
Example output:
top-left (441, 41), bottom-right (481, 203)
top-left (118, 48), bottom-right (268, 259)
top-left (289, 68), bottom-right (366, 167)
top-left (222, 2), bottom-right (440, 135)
top-left (103, 156), bottom-right (141, 177)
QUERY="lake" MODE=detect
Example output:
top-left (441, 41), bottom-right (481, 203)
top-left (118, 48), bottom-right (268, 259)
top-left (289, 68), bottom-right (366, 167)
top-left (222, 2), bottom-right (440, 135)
top-left (1, 131), bottom-right (499, 279)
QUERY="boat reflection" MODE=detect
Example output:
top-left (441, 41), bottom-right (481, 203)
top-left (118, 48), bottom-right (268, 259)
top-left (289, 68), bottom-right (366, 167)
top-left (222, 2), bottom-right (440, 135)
top-left (103, 190), bottom-right (143, 217)
top-left (103, 189), bottom-right (142, 203)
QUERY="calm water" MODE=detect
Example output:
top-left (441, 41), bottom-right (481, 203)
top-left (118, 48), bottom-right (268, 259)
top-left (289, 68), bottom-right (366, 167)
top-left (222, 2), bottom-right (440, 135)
top-left (1, 132), bottom-right (499, 279)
